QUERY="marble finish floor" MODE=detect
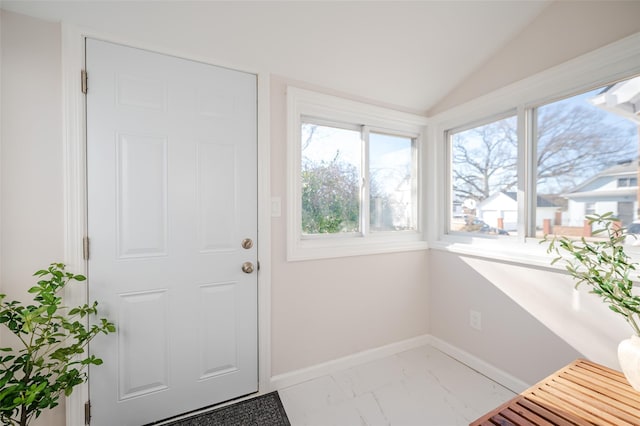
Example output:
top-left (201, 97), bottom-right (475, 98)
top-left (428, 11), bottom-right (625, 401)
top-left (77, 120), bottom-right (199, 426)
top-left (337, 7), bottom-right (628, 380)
top-left (279, 344), bottom-right (516, 426)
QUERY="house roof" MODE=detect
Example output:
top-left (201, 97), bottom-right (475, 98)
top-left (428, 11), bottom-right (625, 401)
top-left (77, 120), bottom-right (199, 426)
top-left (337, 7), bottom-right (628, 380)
top-left (478, 191), bottom-right (559, 208)
top-left (503, 191), bottom-right (559, 208)
top-left (565, 160), bottom-right (637, 195)
top-left (563, 188), bottom-right (637, 200)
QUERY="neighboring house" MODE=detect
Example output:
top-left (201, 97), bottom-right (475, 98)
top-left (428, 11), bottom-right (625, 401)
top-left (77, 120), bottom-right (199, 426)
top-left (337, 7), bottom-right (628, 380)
top-left (476, 192), bottom-right (517, 231)
top-left (477, 191), bottom-right (560, 231)
top-left (562, 161), bottom-right (638, 226)
top-left (563, 75), bottom-right (640, 227)
top-left (589, 76), bottom-right (640, 124)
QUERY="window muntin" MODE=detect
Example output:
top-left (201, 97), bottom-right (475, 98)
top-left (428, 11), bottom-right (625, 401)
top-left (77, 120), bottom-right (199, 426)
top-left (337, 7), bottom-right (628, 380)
top-left (449, 115), bottom-right (518, 237)
top-left (534, 79), bottom-right (639, 238)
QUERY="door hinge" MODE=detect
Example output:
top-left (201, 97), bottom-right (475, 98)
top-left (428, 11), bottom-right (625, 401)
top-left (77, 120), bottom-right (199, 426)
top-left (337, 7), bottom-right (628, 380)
top-left (81, 70), bottom-right (88, 94)
top-left (84, 400), bottom-right (91, 425)
top-left (83, 236), bottom-right (90, 261)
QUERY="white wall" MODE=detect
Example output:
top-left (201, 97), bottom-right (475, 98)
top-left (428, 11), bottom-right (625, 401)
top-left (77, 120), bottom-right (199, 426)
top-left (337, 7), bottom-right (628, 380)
top-left (1, 10), bottom-right (64, 296)
top-left (270, 75), bottom-right (429, 375)
top-left (0, 10), bottom-right (66, 426)
top-left (537, 207), bottom-right (557, 229)
top-left (429, 250), bottom-right (628, 384)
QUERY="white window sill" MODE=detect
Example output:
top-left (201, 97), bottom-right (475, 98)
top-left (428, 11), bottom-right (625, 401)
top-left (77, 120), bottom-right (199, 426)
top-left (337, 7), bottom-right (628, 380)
top-left (287, 235), bottom-right (428, 262)
top-left (431, 233), bottom-right (640, 273)
top-left (429, 234), bottom-right (564, 270)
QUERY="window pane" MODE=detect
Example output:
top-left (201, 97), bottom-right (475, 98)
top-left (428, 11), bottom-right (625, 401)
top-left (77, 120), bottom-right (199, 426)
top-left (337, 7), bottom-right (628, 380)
top-left (301, 122), bottom-right (361, 234)
top-left (535, 75), bottom-right (640, 238)
top-left (450, 115), bottom-right (517, 236)
top-left (369, 132), bottom-right (415, 231)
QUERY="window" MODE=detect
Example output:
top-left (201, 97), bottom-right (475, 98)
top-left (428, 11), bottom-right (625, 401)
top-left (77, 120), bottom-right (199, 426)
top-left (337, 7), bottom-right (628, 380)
top-left (618, 177), bottom-right (638, 188)
top-left (288, 88), bottom-right (427, 261)
top-left (449, 115), bottom-right (517, 237)
top-left (438, 35), bottom-right (640, 263)
top-left (301, 120), bottom-right (417, 236)
top-left (534, 83), bottom-right (638, 236)
top-left (301, 121), bottom-right (361, 235)
top-left (369, 132), bottom-right (416, 232)
top-left (435, 33), bottom-right (640, 264)
top-left (446, 76), bottom-right (640, 241)
top-left (446, 77), bottom-right (640, 242)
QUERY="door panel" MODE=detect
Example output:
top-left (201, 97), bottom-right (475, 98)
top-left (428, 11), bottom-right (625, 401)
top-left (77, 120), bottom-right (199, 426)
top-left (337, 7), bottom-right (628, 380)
top-left (198, 142), bottom-right (237, 251)
top-left (199, 282), bottom-right (239, 377)
top-left (118, 290), bottom-right (170, 400)
top-left (117, 133), bottom-right (168, 257)
top-left (86, 39), bottom-right (258, 426)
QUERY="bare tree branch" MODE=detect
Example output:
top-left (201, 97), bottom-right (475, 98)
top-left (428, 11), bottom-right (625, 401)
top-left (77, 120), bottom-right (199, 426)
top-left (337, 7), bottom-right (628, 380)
top-left (452, 104), bottom-right (636, 203)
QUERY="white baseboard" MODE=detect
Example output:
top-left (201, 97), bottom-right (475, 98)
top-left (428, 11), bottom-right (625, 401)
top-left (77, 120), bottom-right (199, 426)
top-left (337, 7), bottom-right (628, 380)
top-left (270, 334), bottom-right (530, 394)
top-left (270, 334), bottom-right (431, 390)
top-left (428, 335), bottom-right (531, 393)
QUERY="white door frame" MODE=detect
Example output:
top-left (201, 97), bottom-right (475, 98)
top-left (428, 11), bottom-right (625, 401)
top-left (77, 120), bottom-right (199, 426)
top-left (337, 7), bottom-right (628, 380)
top-left (61, 24), bottom-right (272, 426)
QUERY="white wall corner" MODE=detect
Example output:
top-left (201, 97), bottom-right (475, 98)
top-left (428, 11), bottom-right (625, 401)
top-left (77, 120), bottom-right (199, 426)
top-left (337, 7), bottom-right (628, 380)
top-left (270, 334), bottom-right (431, 390)
top-left (270, 334), bottom-right (530, 394)
top-left (428, 335), bottom-right (531, 393)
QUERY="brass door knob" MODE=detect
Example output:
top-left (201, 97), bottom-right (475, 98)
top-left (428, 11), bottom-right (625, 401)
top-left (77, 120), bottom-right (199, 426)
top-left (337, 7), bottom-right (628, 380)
top-left (241, 262), bottom-right (254, 274)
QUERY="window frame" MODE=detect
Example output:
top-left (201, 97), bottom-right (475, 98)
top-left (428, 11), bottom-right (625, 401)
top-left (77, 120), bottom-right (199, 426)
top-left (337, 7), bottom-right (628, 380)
top-left (287, 87), bottom-right (429, 261)
top-left (445, 110), bottom-right (519, 239)
top-left (430, 32), bottom-right (640, 267)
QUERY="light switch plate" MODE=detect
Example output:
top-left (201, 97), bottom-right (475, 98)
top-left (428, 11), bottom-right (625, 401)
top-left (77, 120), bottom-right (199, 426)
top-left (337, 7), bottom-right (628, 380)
top-left (271, 197), bottom-right (282, 217)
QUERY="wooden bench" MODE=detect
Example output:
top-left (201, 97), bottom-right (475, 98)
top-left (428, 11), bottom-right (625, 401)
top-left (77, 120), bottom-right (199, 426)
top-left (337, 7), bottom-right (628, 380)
top-left (470, 358), bottom-right (640, 425)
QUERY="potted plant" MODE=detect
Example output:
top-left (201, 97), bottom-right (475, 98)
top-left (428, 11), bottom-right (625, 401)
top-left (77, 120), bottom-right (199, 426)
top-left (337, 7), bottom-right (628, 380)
top-left (544, 212), bottom-right (640, 390)
top-left (0, 263), bottom-right (115, 426)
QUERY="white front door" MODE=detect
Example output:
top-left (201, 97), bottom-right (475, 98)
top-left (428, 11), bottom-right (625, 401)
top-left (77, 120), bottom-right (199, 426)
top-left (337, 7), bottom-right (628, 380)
top-left (86, 39), bottom-right (258, 426)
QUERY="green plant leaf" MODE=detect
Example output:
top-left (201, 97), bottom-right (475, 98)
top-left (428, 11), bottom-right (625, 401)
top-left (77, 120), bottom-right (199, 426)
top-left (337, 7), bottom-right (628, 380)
top-left (544, 213), bottom-right (640, 337)
top-left (0, 263), bottom-right (115, 424)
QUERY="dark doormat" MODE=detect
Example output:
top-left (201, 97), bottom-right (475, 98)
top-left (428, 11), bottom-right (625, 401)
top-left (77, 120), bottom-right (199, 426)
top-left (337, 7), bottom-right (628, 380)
top-left (160, 391), bottom-right (291, 426)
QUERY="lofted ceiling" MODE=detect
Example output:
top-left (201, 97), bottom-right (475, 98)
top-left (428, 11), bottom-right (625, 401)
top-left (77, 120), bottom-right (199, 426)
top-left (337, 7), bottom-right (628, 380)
top-left (1, 0), bottom-right (552, 114)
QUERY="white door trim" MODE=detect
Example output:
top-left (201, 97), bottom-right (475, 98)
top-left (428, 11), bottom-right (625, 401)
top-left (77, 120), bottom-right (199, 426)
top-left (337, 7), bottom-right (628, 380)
top-left (61, 24), bottom-right (272, 426)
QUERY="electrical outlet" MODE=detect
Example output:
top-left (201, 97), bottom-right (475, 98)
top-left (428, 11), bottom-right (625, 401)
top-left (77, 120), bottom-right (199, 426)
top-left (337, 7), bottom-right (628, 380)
top-left (470, 310), bottom-right (482, 331)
